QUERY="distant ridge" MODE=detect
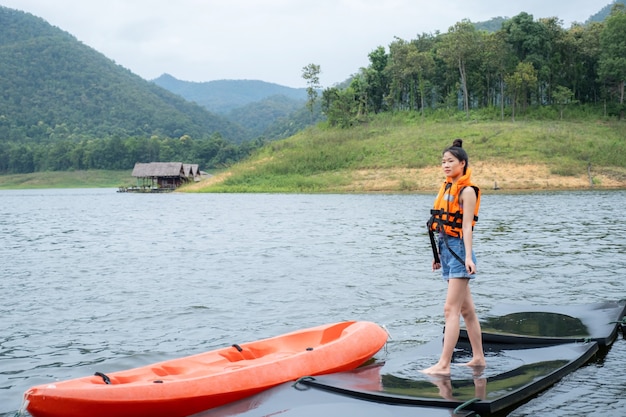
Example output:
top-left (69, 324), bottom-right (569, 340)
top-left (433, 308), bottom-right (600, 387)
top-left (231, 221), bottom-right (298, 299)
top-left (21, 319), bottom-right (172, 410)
top-left (586, 0), bottom-right (626, 23)
top-left (152, 74), bottom-right (308, 114)
top-left (0, 6), bottom-right (246, 143)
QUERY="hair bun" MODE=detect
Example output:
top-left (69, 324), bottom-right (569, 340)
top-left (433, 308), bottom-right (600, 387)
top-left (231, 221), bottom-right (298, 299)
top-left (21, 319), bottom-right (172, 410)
top-left (452, 138), bottom-right (463, 148)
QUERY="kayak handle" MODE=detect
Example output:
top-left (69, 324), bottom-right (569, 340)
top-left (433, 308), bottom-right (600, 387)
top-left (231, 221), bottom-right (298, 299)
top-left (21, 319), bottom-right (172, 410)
top-left (94, 372), bottom-right (111, 385)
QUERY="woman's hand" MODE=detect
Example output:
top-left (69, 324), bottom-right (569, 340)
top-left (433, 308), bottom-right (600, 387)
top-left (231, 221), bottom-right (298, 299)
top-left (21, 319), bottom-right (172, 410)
top-left (432, 259), bottom-right (441, 271)
top-left (465, 257), bottom-right (476, 274)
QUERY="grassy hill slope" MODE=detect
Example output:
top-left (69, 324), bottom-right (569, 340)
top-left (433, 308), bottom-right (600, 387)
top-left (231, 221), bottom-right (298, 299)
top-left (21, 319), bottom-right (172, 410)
top-left (1, 118), bottom-right (623, 191)
top-left (183, 116), bottom-right (626, 193)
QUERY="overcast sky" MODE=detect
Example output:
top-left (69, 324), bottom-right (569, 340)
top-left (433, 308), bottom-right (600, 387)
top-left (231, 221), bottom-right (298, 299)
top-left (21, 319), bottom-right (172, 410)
top-left (2, 0), bottom-right (613, 88)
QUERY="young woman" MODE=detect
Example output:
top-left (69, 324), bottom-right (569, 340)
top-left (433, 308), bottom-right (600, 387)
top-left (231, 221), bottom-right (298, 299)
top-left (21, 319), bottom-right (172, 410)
top-left (422, 139), bottom-right (485, 375)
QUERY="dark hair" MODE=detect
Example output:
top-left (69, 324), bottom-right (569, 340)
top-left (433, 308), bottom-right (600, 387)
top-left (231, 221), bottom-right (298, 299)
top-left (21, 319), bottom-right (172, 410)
top-left (443, 138), bottom-right (469, 174)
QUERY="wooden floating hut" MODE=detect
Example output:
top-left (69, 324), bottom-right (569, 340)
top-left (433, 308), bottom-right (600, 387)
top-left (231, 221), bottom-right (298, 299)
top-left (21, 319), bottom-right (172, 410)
top-left (118, 162), bottom-right (201, 193)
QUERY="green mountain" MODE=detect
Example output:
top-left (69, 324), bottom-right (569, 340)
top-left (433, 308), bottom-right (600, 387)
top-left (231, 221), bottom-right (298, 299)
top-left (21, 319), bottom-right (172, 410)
top-left (224, 95), bottom-right (305, 135)
top-left (474, 16), bottom-right (509, 32)
top-left (587, 0), bottom-right (626, 23)
top-left (151, 75), bottom-right (318, 140)
top-left (0, 6), bottom-right (246, 143)
top-left (474, 1), bottom-right (625, 32)
top-left (152, 74), bottom-right (308, 114)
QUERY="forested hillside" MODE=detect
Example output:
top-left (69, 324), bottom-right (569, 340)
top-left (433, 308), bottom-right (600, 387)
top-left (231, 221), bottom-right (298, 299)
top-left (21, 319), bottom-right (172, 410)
top-left (152, 75), bottom-right (323, 141)
top-left (321, 3), bottom-right (626, 127)
top-left (0, 6), bottom-right (256, 174)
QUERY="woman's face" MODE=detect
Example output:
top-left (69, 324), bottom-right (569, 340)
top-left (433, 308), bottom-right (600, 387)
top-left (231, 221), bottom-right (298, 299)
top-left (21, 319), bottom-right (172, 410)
top-left (441, 151), bottom-right (465, 178)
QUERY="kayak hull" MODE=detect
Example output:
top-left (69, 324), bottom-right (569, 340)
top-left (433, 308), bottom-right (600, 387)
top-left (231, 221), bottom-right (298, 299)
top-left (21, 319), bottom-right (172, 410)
top-left (24, 321), bottom-right (388, 417)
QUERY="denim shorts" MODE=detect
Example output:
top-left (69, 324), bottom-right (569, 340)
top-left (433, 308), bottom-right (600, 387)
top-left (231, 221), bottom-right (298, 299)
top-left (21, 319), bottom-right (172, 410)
top-left (438, 235), bottom-right (476, 280)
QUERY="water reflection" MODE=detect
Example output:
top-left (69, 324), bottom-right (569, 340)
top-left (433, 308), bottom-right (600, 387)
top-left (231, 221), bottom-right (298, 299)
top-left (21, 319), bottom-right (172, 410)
top-left (382, 373), bottom-right (487, 401)
top-left (481, 312), bottom-right (588, 337)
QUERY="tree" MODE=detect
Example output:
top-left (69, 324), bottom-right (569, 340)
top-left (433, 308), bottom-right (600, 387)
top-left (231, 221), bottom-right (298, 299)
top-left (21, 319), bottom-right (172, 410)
top-left (598, 5), bottom-right (626, 117)
top-left (414, 51), bottom-right (436, 116)
top-left (364, 46), bottom-right (389, 113)
top-left (505, 62), bottom-right (538, 121)
top-left (321, 86), bottom-right (357, 128)
top-left (562, 23), bottom-right (602, 103)
top-left (501, 13), bottom-right (540, 103)
top-left (302, 63), bottom-right (321, 120)
top-left (349, 73), bottom-right (369, 119)
top-left (552, 85), bottom-right (578, 119)
top-left (481, 31), bottom-right (516, 119)
top-left (537, 17), bottom-right (567, 104)
top-left (386, 38), bottom-right (414, 111)
top-left (437, 20), bottom-right (481, 118)
top-left (386, 37), bottom-right (436, 115)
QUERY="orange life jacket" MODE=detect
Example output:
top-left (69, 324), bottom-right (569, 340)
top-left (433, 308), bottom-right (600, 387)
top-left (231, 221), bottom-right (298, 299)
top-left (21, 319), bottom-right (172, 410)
top-left (428, 168), bottom-right (480, 238)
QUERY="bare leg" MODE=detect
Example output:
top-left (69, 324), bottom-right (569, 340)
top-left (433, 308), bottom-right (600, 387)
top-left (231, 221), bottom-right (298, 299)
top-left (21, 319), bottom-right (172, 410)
top-left (460, 286), bottom-right (486, 367)
top-left (421, 279), bottom-right (469, 375)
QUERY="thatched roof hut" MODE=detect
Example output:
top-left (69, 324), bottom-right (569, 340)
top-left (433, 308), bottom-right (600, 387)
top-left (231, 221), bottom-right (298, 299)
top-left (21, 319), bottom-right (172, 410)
top-left (132, 162), bottom-right (186, 178)
top-left (130, 162), bottom-right (197, 190)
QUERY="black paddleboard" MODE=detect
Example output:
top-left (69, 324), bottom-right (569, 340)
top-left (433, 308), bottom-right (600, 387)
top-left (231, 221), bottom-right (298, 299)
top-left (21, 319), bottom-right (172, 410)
top-left (459, 300), bottom-right (626, 347)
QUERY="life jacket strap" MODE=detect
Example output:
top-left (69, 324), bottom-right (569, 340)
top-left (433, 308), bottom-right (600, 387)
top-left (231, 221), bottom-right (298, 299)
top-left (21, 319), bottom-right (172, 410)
top-left (426, 215), bottom-right (441, 264)
top-left (440, 232), bottom-right (466, 266)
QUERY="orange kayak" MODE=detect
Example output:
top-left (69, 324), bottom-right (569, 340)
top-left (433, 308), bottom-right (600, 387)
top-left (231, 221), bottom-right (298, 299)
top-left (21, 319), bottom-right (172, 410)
top-left (24, 321), bottom-right (387, 417)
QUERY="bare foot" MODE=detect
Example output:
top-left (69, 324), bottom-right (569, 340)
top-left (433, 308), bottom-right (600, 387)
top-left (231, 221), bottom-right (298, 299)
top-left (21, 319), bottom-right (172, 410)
top-left (460, 358), bottom-right (486, 368)
top-left (420, 364), bottom-right (450, 375)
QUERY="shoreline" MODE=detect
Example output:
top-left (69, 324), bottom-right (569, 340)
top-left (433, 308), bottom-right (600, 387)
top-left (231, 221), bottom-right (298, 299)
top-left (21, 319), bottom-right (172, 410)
top-left (1, 163), bottom-right (625, 192)
top-left (185, 162), bottom-right (626, 193)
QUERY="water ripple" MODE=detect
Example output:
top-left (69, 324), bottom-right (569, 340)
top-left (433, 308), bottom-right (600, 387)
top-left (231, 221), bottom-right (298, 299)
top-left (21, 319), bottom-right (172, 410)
top-left (1, 189), bottom-right (625, 416)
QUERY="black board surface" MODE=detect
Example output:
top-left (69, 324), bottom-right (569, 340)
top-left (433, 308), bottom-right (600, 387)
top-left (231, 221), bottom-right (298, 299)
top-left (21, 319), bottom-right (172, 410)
top-left (195, 340), bottom-right (597, 416)
top-left (459, 300), bottom-right (626, 347)
top-left (300, 342), bottom-right (598, 415)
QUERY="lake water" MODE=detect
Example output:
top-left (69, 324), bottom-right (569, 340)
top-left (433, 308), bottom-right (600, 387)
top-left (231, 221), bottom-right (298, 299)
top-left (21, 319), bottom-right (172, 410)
top-left (1, 189), bottom-right (625, 416)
